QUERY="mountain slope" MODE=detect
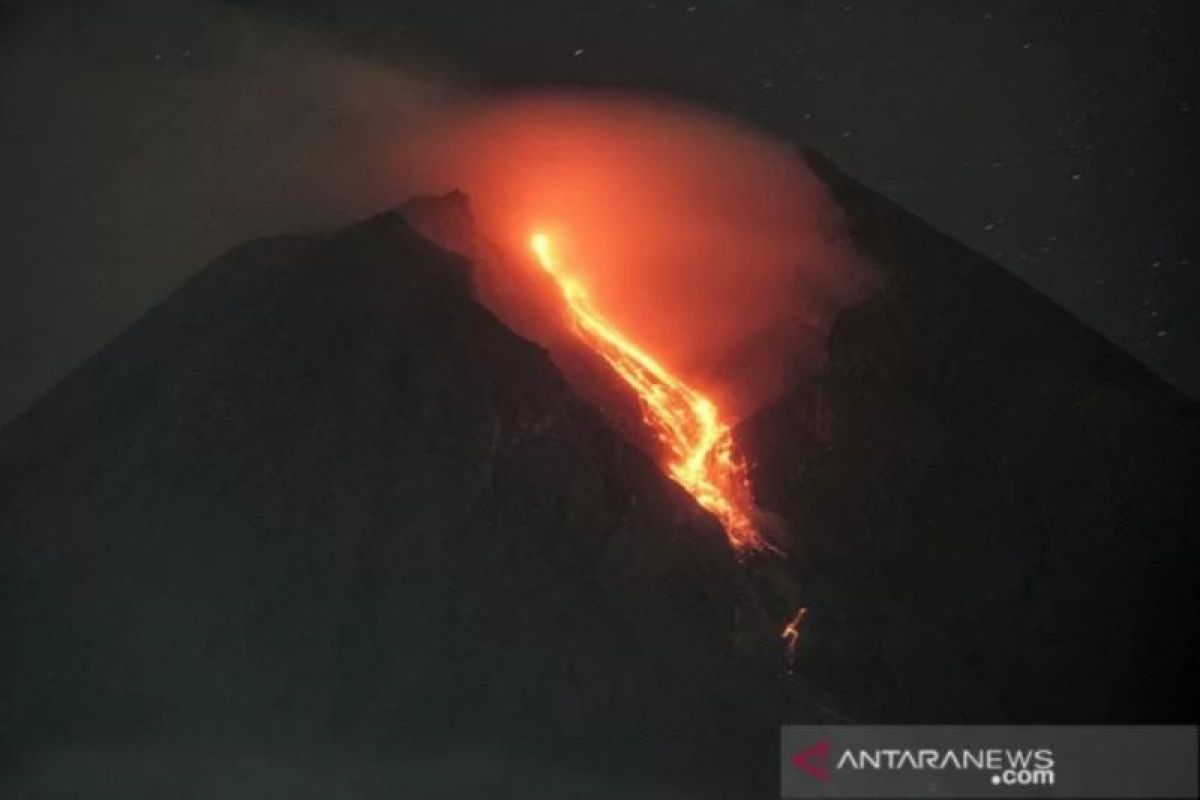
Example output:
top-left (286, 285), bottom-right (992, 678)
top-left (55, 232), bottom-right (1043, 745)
top-left (0, 203), bottom-right (803, 798)
top-left (741, 150), bottom-right (1198, 723)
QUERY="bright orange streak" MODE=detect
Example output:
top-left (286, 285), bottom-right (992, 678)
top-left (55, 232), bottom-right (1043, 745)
top-left (530, 231), bottom-right (768, 553)
top-left (777, 606), bottom-right (806, 657)
top-left (781, 605), bottom-right (808, 670)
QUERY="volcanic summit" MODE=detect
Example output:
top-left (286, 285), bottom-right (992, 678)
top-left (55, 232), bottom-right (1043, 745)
top-left (0, 154), bottom-right (1196, 797)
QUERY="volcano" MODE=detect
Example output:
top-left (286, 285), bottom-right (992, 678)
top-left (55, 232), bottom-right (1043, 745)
top-left (1, 154), bottom-right (1196, 797)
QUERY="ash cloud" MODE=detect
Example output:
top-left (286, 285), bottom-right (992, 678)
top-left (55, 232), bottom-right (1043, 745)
top-left (0, 0), bottom-right (461, 425)
top-left (406, 92), bottom-right (878, 421)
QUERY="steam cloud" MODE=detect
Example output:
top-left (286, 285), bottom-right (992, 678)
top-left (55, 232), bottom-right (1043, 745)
top-left (406, 93), bottom-right (877, 421)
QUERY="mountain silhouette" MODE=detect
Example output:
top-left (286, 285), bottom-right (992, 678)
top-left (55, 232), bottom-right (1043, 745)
top-left (1, 156), bottom-right (1195, 798)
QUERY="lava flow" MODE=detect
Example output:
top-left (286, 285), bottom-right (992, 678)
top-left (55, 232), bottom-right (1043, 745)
top-left (530, 231), bottom-right (768, 553)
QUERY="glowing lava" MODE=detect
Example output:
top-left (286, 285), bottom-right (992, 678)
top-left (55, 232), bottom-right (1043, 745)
top-left (781, 606), bottom-right (808, 671)
top-left (530, 231), bottom-right (768, 553)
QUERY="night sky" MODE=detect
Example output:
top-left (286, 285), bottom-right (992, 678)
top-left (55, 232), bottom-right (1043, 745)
top-left (1, 0), bottom-right (1197, 424)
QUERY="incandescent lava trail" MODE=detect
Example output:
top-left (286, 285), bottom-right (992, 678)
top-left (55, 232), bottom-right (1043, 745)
top-left (407, 91), bottom-right (874, 558)
top-left (530, 231), bottom-right (768, 554)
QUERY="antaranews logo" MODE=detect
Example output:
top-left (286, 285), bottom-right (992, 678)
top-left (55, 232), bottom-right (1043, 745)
top-left (791, 740), bottom-right (832, 782)
top-left (794, 744), bottom-right (1055, 786)
top-left (780, 725), bottom-right (1198, 799)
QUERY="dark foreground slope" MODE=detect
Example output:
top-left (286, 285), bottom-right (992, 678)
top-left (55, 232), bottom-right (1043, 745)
top-left (0, 207), bottom-right (808, 798)
top-left (742, 150), bottom-right (1199, 724)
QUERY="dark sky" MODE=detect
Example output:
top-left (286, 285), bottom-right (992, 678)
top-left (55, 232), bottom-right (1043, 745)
top-left (1, 0), bottom-right (1197, 424)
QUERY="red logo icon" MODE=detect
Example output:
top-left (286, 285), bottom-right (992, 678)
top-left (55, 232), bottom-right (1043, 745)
top-left (792, 740), bottom-right (832, 782)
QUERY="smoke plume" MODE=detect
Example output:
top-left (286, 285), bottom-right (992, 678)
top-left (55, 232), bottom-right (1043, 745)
top-left (406, 92), bottom-right (876, 421)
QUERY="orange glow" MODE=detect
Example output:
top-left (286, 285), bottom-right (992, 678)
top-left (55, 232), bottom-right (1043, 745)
top-left (530, 231), bottom-right (768, 553)
top-left (781, 605), bottom-right (808, 670)
top-left (408, 93), bottom-right (874, 424)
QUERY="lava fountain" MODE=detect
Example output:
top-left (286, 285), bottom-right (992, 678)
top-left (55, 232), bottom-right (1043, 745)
top-left (530, 231), bottom-right (766, 553)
